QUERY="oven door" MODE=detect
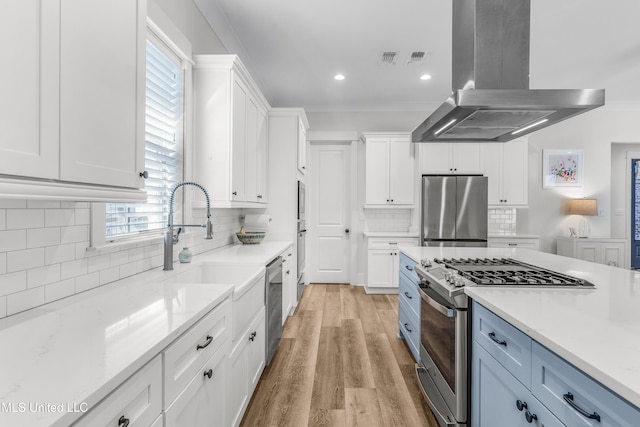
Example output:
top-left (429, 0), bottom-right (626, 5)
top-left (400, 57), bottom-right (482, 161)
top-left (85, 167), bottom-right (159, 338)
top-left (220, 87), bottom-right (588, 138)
top-left (418, 285), bottom-right (468, 426)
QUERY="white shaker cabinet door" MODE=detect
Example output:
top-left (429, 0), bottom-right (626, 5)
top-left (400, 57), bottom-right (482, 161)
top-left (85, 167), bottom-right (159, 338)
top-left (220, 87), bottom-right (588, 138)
top-left (365, 137), bottom-right (390, 204)
top-left (0, 0), bottom-right (59, 179)
top-left (388, 136), bottom-right (414, 205)
top-left (452, 143), bottom-right (484, 174)
top-left (59, 0), bottom-right (145, 189)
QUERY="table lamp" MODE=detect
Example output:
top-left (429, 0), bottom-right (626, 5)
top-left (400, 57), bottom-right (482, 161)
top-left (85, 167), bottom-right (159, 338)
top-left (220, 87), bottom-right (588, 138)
top-left (566, 198), bottom-right (598, 238)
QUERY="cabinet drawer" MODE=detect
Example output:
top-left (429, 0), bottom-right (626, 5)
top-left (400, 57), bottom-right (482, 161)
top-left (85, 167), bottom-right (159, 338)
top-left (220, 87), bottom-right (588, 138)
top-left (164, 298), bottom-right (231, 408)
top-left (74, 356), bottom-right (162, 427)
top-left (532, 342), bottom-right (640, 426)
top-left (399, 252), bottom-right (419, 283)
top-left (398, 298), bottom-right (420, 362)
top-left (472, 302), bottom-right (532, 387)
top-left (398, 272), bottom-right (420, 319)
top-left (367, 237), bottom-right (419, 250)
top-left (165, 341), bottom-right (229, 427)
top-left (233, 274), bottom-right (265, 341)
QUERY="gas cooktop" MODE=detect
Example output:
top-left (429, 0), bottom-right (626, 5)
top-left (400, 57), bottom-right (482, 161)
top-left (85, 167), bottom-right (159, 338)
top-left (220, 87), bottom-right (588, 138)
top-left (427, 257), bottom-right (595, 288)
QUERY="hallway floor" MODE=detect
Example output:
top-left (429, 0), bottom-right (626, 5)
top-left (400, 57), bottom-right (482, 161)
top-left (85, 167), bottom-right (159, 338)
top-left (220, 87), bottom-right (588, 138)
top-left (240, 284), bottom-right (438, 426)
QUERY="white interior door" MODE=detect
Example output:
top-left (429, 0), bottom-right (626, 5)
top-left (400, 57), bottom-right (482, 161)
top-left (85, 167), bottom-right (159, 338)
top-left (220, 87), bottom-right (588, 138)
top-left (308, 143), bottom-right (351, 283)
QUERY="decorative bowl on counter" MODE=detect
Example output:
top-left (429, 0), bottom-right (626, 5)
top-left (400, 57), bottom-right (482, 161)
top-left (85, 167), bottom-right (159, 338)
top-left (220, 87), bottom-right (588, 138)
top-left (236, 232), bottom-right (266, 244)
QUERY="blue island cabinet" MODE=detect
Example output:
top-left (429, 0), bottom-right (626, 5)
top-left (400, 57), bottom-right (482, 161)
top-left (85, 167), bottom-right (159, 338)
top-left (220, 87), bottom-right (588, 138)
top-left (472, 300), bottom-right (640, 427)
top-left (397, 253), bottom-right (420, 362)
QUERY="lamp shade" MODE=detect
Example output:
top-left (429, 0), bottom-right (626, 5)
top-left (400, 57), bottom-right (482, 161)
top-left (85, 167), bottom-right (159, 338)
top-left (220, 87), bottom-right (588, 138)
top-left (566, 198), bottom-right (598, 216)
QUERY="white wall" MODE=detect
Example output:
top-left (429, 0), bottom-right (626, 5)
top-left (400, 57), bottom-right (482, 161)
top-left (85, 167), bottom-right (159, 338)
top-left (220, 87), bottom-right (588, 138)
top-left (524, 108), bottom-right (640, 253)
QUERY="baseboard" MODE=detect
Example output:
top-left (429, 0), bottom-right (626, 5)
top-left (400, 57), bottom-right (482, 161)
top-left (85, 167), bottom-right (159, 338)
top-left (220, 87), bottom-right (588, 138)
top-left (363, 286), bottom-right (399, 295)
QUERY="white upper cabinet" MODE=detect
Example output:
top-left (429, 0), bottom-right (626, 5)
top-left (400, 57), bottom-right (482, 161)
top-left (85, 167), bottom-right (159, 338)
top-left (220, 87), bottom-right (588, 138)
top-left (0, 0), bottom-right (59, 180)
top-left (297, 120), bottom-right (307, 175)
top-left (59, 0), bottom-right (145, 189)
top-left (420, 142), bottom-right (485, 175)
top-left (0, 0), bottom-right (146, 201)
top-left (194, 55), bottom-right (270, 208)
top-left (365, 133), bottom-right (414, 206)
top-left (484, 139), bottom-right (528, 207)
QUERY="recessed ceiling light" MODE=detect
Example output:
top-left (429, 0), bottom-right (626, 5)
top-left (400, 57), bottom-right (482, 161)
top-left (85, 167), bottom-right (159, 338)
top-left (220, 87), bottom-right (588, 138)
top-left (334, 74), bottom-right (345, 81)
top-left (420, 74), bottom-right (432, 81)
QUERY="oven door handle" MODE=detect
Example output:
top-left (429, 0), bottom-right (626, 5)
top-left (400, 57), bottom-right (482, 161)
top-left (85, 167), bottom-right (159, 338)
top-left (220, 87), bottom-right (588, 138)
top-left (419, 286), bottom-right (457, 318)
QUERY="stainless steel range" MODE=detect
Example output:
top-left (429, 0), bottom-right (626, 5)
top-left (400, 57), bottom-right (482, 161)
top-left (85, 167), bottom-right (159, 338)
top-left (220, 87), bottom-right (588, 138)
top-left (413, 257), bottom-right (594, 427)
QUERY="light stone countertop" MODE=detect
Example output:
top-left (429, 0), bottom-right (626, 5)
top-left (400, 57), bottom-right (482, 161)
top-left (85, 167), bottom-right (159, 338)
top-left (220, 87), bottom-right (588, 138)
top-left (400, 246), bottom-right (640, 408)
top-left (362, 231), bottom-right (420, 238)
top-left (0, 240), bottom-right (292, 427)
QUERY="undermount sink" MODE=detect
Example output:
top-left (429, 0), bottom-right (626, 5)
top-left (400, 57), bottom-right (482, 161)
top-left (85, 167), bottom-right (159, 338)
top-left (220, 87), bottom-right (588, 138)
top-left (169, 263), bottom-right (265, 298)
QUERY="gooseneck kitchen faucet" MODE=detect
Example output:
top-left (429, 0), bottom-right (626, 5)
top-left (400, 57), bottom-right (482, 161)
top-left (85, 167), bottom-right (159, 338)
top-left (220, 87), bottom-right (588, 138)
top-left (164, 181), bottom-right (213, 271)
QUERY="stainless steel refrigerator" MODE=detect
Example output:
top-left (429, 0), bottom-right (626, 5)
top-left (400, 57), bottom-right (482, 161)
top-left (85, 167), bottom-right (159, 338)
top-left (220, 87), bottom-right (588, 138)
top-left (421, 175), bottom-right (488, 247)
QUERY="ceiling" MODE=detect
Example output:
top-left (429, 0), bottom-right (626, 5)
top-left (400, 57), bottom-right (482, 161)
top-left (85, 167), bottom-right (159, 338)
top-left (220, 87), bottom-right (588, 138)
top-left (195, 0), bottom-right (640, 112)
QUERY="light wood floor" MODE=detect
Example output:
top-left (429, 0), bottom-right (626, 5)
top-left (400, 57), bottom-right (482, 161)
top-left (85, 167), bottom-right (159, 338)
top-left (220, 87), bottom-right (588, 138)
top-left (240, 284), bottom-right (439, 427)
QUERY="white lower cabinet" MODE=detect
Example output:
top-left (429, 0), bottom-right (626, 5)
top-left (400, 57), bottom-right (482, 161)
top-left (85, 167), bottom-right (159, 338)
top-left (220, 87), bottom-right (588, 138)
top-left (557, 237), bottom-right (626, 268)
top-left (163, 299), bottom-right (231, 408)
top-left (227, 308), bottom-right (266, 427)
top-left (74, 281), bottom-right (269, 427)
top-left (366, 237), bottom-right (419, 292)
top-left (281, 246), bottom-right (295, 323)
top-left (165, 343), bottom-right (229, 427)
top-left (74, 356), bottom-right (162, 427)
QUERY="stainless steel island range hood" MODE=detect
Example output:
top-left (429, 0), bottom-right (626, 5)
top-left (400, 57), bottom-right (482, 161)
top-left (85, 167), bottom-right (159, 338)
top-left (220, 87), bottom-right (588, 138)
top-left (412, 0), bottom-right (605, 143)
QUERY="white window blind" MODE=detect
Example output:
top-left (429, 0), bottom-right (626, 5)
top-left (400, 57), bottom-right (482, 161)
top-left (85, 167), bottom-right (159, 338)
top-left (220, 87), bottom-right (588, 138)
top-left (106, 37), bottom-right (183, 238)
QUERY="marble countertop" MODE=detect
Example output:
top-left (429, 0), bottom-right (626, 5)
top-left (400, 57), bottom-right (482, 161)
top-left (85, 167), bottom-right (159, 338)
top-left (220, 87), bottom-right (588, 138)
top-left (400, 246), bottom-right (640, 408)
top-left (0, 240), bottom-right (292, 426)
top-left (363, 231), bottom-right (420, 238)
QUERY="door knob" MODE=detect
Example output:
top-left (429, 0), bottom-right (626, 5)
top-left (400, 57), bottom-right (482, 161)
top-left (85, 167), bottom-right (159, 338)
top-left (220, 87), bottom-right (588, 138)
top-left (345, 228), bottom-right (350, 234)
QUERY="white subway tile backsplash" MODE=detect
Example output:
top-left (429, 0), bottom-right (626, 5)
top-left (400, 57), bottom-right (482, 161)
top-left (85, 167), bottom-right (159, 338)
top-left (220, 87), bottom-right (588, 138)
top-left (0, 200), bottom-right (27, 209)
top-left (0, 205), bottom-right (242, 319)
top-left (87, 254), bottom-right (110, 273)
top-left (61, 259), bottom-right (88, 280)
top-left (45, 209), bottom-right (76, 227)
top-left (44, 279), bottom-right (75, 303)
top-left (75, 272), bottom-right (100, 293)
top-left (6, 209), bottom-right (45, 230)
top-left (99, 267), bottom-right (120, 286)
top-left (27, 227), bottom-right (61, 248)
top-left (74, 208), bottom-right (90, 225)
top-left (45, 244), bottom-right (76, 265)
top-left (28, 200), bottom-right (61, 209)
top-left (27, 265), bottom-right (61, 288)
top-left (0, 230), bottom-right (26, 252)
top-left (488, 208), bottom-right (517, 235)
top-left (60, 225), bottom-right (88, 244)
top-left (7, 286), bottom-right (45, 316)
top-left (7, 248), bottom-right (45, 273)
top-left (0, 271), bottom-right (27, 296)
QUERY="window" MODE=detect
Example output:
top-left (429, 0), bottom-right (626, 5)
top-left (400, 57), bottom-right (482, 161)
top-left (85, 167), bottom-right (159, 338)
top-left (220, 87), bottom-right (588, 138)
top-left (105, 34), bottom-right (184, 239)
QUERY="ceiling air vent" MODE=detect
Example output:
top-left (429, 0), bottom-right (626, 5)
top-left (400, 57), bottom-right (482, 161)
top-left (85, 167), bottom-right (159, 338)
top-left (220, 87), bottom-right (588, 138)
top-left (408, 51), bottom-right (427, 64)
top-left (379, 51), bottom-right (398, 65)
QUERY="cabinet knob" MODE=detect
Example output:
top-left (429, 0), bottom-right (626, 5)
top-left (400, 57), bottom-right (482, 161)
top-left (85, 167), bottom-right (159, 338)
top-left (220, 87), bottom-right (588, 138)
top-left (257, 195), bottom-right (263, 199)
top-left (119, 416), bottom-right (130, 427)
top-left (286, 270), bottom-right (290, 275)
top-left (345, 228), bottom-right (350, 234)
top-left (139, 171), bottom-right (149, 179)
top-left (249, 331), bottom-right (257, 342)
top-left (232, 191), bottom-right (237, 196)
top-left (390, 199), bottom-right (394, 202)
top-left (203, 369), bottom-right (213, 379)
top-left (524, 411), bottom-right (538, 423)
top-left (516, 400), bottom-right (528, 411)
top-left (302, 166), bottom-right (306, 170)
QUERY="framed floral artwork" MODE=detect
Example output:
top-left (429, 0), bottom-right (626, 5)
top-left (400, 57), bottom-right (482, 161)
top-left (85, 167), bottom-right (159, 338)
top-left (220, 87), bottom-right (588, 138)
top-left (542, 149), bottom-right (584, 188)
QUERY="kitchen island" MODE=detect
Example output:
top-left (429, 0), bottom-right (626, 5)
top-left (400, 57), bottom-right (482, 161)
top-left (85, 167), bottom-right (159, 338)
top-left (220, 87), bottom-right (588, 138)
top-left (400, 246), bottom-right (640, 414)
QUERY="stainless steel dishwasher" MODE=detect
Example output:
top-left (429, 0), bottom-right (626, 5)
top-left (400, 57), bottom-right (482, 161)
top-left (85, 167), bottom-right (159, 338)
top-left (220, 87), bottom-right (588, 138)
top-left (265, 256), bottom-right (283, 365)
